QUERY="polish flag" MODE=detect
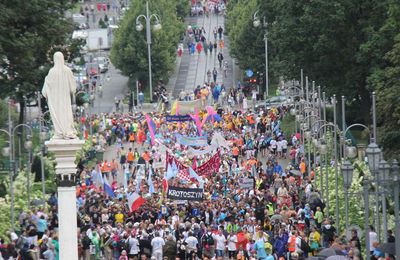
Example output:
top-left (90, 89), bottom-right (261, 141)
top-left (128, 192), bottom-right (146, 212)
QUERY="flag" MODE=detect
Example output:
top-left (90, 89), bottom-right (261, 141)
top-left (188, 166), bottom-right (204, 188)
top-left (163, 178), bottom-right (168, 193)
top-left (104, 176), bottom-right (115, 199)
top-left (177, 169), bottom-right (190, 183)
top-left (193, 156), bottom-right (197, 169)
top-left (83, 125), bottom-right (88, 139)
top-left (123, 169), bottom-right (128, 191)
top-left (145, 113), bottom-right (156, 145)
top-left (188, 105), bottom-right (202, 136)
top-left (128, 192), bottom-right (146, 212)
top-left (136, 178), bottom-right (141, 193)
top-left (96, 164), bottom-right (104, 187)
top-left (148, 167), bottom-right (155, 194)
top-left (177, 99), bottom-right (181, 129)
top-left (166, 163), bottom-right (176, 180)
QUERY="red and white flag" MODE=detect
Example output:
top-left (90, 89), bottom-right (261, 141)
top-left (128, 192), bottom-right (146, 212)
top-left (177, 169), bottom-right (190, 183)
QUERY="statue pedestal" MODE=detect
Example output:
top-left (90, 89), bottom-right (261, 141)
top-left (45, 138), bottom-right (84, 260)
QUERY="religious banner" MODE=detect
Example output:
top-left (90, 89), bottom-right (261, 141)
top-left (238, 177), bottom-right (254, 189)
top-left (196, 151), bottom-right (221, 176)
top-left (166, 115), bottom-right (192, 122)
top-left (167, 186), bottom-right (204, 201)
top-left (166, 152), bottom-right (187, 171)
top-left (171, 99), bottom-right (203, 115)
top-left (175, 133), bottom-right (208, 146)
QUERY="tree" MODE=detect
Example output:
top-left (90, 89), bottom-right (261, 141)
top-left (367, 0), bottom-right (400, 160)
top-left (110, 0), bottom-right (185, 92)
top-left (0, 0), bottom-right (79, 124)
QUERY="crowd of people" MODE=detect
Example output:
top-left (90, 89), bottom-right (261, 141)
top-left (5, 82), bottom-right (391, 260)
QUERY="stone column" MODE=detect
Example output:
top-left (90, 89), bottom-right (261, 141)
top-left (45, 139), bottom-right (84, 260)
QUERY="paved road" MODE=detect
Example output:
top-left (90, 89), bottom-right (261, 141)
top-left (89, 64), bottom-right (129, 114)
top-left (168, 11), bottom-right (236, 99)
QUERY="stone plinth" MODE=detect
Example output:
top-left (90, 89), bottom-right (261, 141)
top-left (45, 138), bottom-right (84, 260)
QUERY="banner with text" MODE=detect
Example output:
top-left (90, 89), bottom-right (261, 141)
top-left (175, 133), bottom-right (208, 146)
top-left (196, 151), bottom-right (221, 176)
top-left (166, 115), bottom-right (192, 122)
top-left (166, 152), bottom-right (187, 171)
top-left (167, 186), bottom-right (204, 201)
top-left (238, 177), bottom-right (254, 189)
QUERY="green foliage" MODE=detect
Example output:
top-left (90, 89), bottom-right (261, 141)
top-left (314, 160), bottom-right (396, 237)
top-left (0, 0), bottom-right (78, 103)
top-left (110, 0), bottom-right (186, 90)
top-left (99, 18), bottom-right (107, 29)
top-left (174, 0), bottom-right (191, 20)
top-left (226, 0), bottom-right (400, 158)
top-left (280, 115), bottom-right (295, 142)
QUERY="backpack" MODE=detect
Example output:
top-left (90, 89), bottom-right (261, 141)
top-left (202, 234), bottom-right (214, 246)
top-left (16, 236), bottom-right (25, 249)
top-left (117, 238), bottom-right (130, 253)
top-left (300, 238), bottom-right (310, 253)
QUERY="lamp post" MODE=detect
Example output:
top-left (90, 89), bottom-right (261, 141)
top-left (392, 159), bottom-right (400, 258)
top-left (37, 92), bottom-right (48, 204)
top-left (363, 176), bottom-right (371, 260)
top-left (366, 141), bottom-right (381, 240)
top-left (253, 10), bottom-right (268, 97)
top-left (341, 159), bottom-right (353, 233)
top-left (378, 159), bottom-right (390, 244)
top-left (0, 101), bottom-right (34, 230)
top-left (136, 1), bottom-right (162, 99)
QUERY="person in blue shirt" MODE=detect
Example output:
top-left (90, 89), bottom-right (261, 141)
top-left (37, 215), bottom-right (48, 238)
top-left (273, 161), bottom-right (283, 175)
top-left (372, 240), bottom-right (384, 259)
top-left (252, 238), bottom-right (267, 259)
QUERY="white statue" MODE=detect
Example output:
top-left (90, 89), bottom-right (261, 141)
top-left (42, 52), bottom-right (77, 139)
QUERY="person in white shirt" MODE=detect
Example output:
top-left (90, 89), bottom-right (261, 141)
top-left (227, 230), bottom-right (238, 258)
top-left (150, 232), bottom-right (165, 260)
top-left (369, 225), bottom-right (378, 252)
top-left (184, 231), bottom-right (198, 257)
top-left (213, 228), bottom-right (227, 258)
top-left (292, 134), bottom-right (298, 147)
top-left (295, 233), bottom-right (303, 253)
top-left (281, 138), bottom-right (288, 158)
top-left (270, 139), bottom-right (277, 154)
top-left (277, 139), bottom-right (283, 158)
top-left (128, 234), bottom-right (140, 258)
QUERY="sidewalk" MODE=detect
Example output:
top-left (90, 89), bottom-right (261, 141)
top-left (167, 11), bottom-right (240, 100)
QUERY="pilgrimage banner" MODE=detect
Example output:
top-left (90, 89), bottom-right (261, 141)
top-left (175, 133), bottom-right (208, 146)
top-left (166, 115), bottom-right (192, 122)
top-left (238, 177), bottom-right (254, 189)
top-left (196, 151), bottom-right (220, 176)
top-left (166, 151), bottom-right (220, 176)
top-left (171, 99), bottom-right (203, 115)
top-left (166, 152), bottom-right (187, 171)
top-left (167, 186), bottom-right (204, 201)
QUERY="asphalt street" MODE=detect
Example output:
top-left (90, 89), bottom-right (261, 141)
top-left (168, 11), bottom-right (236, 99)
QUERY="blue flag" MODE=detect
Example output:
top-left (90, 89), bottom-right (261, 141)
top-left (148, 167), bottom-right (155, 194)
top-left (104, 177), bottom-right (115, 199)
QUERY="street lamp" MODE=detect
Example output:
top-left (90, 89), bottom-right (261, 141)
top-left (136, 1), bottom-right (162, 99)
top-left (366, 141), bottom-right (382, 239)
top-left (253, 10), bottom-right (268, 97)
top-left (378, 159), bottom-right (390, 244)
top-left (0, 101), bottom-right (34, 230)
top-left (341, 160), bottom-right (354, 233)
top-left (391, 159), bottom-right (400, 258)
